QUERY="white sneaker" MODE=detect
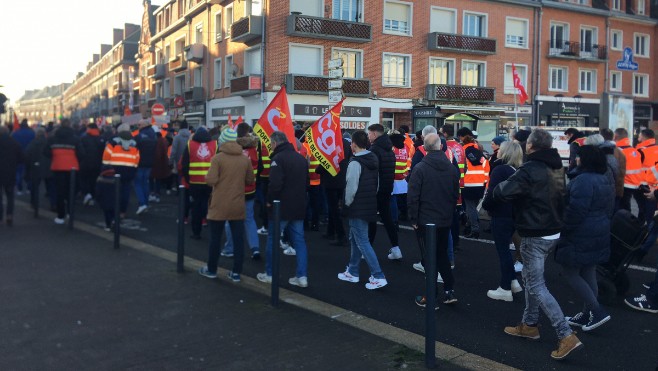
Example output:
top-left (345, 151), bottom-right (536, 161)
top-left (387, 246), bottom-right (403, 260)
top-left (283, 247), bottom-right (296, 256)
top-left (256, 273), bottom-right (272, 283)
top-left (365, 276), bottom-right (388, 290)
top-left (509, 243), bottom-right (516, 251)
top-left (514, 261), bottom-right (524, 273)
top-left (54, 217), bottom-right (65, 225)
top-left (257, 226), bottom-right (268, 235)
top-left (487, 287), bottom-right (513, 302)
top-left (338, 267), bottom-right (359, 283)
top-left (280, 240), bottom-right (291, 249)
top-left (83, 193), bottom-right (92, 205)
top-left (437, 273), bottom-right (443, 283)
top-left (413, 262), bottom-right (425, 273)
top-left (136, 205), bottom-right (148, 215)
top-left (289, 276), bottom-right (308, 288)
top-left (511, 279), bottom-right (523, 293)
top-left (148, 194), bottom-right (158, 202)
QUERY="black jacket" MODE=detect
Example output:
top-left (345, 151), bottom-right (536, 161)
top-left (135, 127), bottom-right (157, 168)
top-left (407, 150), bottom-right (459, 228)
top-left (482, 160), bottom-right (515, 218)
top-left (316, 138), bottom-right (352, 190)
top-left (493, 148), bottom-right (566, 237)
top-left (268, 142), bottom-right (308, 220)
top-left (0, 133), bottom-right (23, 186)
top-left (346, 152), bottom-right (379, 222)
top-left (24, 136), bottom-right (52, 181)
top-left (369, 134), bottom-right (395, 196)
top-left (80, 130), bottom-right (105, 171)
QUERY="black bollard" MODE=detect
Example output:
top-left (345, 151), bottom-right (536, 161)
top-left (177, 185), bottom-right (186, 273)
top-left (68, 169), bottom-right (76, 230)
top-left (424, 223), bottom-right (437, 369)
top-left (114, 174), bottom-right (121, 249)
top-left (271, 200), bottom-right (281, 307)
top-left (32, 162), bottom-right (40, 218)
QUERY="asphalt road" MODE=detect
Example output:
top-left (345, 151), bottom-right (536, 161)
top-left (35, 190), bottom-right (658, 370)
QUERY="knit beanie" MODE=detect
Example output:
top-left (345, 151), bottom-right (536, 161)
top-left (219, 127), bottom-right (237, 144)
top-left (492, 136), bottom-right (507, 146)
top-left (118, 123), bottom-right (130, 133)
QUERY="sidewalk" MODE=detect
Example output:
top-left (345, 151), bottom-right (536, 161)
top-left (0, 204), bottom-right (468, 370)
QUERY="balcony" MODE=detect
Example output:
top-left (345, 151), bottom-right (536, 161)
top-left (169, 55), bottom-right (187, 72)
top-left (149, 63), bottom-right (166, 80)
top-left (230, 75), bottom-right (262, 96)
top-left (184, 43), bottom-right (205, 64)
top-left (184, 87), bottom-right (205, 102)
top-left (428, 32), bottom-right (496, 55)
top-left (133, 78), bottom-right (141, 91)
top-left (425, 84), bottom-right (495, 103)
top-left (286, 13), bottom-right (372, 43)
top-left (231, 15), bottom-right (263, 43)
top-left (547, 41), bottom-right (607, 61)
top-left (285, 74), bottom-right (371, 97)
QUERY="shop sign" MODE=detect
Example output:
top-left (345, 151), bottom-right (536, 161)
top-left (185, 102), bottom-right (205, 114)
top-left (211, 106), bottom-right (245, 117)
top-left (634, 105), bottom-right (651, 119)
top-left (413, 107), bottom-right (439, 118)
top-left (340, 121), bottom-right (367, 130)
top-left (294, 104), bottom-right (371, 118)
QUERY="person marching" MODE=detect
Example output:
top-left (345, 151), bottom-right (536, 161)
top-left (458, 127), bottom-right (489, 239)
top-left (102, 124), bottom-right (139, 217)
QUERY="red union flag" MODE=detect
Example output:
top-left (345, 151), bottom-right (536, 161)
top-left (254, 86), bottom-right (295, 152)
top-left (512, 63), bottom-right (529, 103)
top-left (304, 98), bottom-right (345, 176)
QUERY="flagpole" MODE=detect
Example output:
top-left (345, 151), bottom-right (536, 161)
top-left (514, 86), bottom-right (519, 131)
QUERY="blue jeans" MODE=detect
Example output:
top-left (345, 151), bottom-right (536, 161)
top-left (347, 218), bottom-right (385, 280)
top-left (491, 217), bottom-right (516, 290)
top-left (464, 197), bottom-right (480, 233)
top-left (207, 219), bottom-right (244, 274)
top-left (520, 237), bottom-right (572, 339)
top-left (134, 167), bottom-right (151, 207)
top-left (224, 198), bottom-right (259, 253)
top-left (265, 220), bottom-right (307, 277)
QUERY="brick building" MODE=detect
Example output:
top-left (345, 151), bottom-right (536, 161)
top-left (14, 83), bottom-right (70, 124)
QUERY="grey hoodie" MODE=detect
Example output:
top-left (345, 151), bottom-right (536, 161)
top-left (170, 128), bottom-right (191, 171)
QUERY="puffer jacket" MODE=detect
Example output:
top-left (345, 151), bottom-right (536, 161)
top-left (368, 134), bottom-right (395, 196)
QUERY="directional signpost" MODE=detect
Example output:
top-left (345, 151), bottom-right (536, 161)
top-left (328, 58), bottom-right (344, 103)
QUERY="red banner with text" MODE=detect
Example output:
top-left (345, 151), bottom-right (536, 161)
top-left (254, 86), bottom-right (295, 153)
top-left (304, 98), bottom-right (345, 176)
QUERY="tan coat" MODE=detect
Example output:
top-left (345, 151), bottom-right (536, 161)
top-left (205, 141), bottom-right (255, 221)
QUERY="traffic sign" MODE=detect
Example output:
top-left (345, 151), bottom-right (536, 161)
top-left (328, 90), bottom-right (343, 103)
top-left (151, 103), bottom-right (165, 116)
top-left (328, 79), bottom-right (343, 89)
top-left (328, 58), bottom-right (344, 69)
top-left (328, 68), bottom-right (344, 78)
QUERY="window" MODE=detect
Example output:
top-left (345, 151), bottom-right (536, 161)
top-left (580, 27), bottom-right (597, 57)
top-left (429, 58), bottom-right (454, 85)
top-left (382, 53), bottom-right (411, 87)
top-left (611, 30), bottom-right (622, 50)
top-left (247, 0), bottom-right (262, 16)
top-left (579, 69), bottom-right (596, 93)
top-left (332, 0), bottom-right (362, 22)
top-left (463, 12), bottom-right (487, 37)
top-left (165, 44), bottom-right (171, 61)
top-left (332, 48), bottom-right (363, 78)
top-left (635, 33), bottom-right (649, 57)
top-left (225, 4), bottom-right (234, 38)
top-left (174, 37), bottom-right (185, 56)
top-left (504, 64), bottom-right (527, 94)
top-left (550, 22), bottom-right (569, 51)
top-left (461, 61), bottom-right (485, 87)
top-left (638, 0), bottom-right (646, 15)
top-left (214, 12), bottom-right (222, 42)
top-left (163, 78), bottom-right (171, 98)
top-left (245, 47), bottom-right (262, 75)
top-left (549, 66), bottom-right (567, 91)
top-left (633, 73), bottom-right (649, 97)
top-left (155, 82), bottom-right (163, 98)
top-left (611, 0), bottom-right (621, 10)
top-left (174, 74), bottom-right (186, 96)
top-left (195, 24), bottom-right (203, 44)
top-left (384, 1), bottom-right (412, 36)
top-left (610, 71), bottom-right (622, 91)
top-left (224, 55), bottom-right (233, 88)
top-left (506, 17), bottom-right (528, 48)
top-left (430, 7), bottom-right (456, 34)
top-left (290, 0), bottom-right (322, 17)
top-left (193, 68), bottom-right (202, 88)
top-left (289, 44), bottom-right (323, 75)
top-left (213, 58), bottom-right (222, 90)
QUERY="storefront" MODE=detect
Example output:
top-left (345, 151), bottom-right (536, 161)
top-left (634, 103), bottom-right (652, 131)
top-left (537, 98), bottom-right (600, 127)
top-left (412, 107), bottom-right (441, 133)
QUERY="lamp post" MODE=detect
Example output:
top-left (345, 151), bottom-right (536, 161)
top-left (554, 94), bottom-right (564, 126)
top-left (573, 94), bottom-right (582, 126)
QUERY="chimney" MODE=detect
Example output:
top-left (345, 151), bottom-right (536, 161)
top-left (77, 72), bottom-right (84, 79)
top-left (124, 23), bottom-right (140, 39)
top-left (87, 62), bottom-right (93, 71)
top-left (113, 28), bottom-right (123, 45)
top-left (100, 44), bottom-right (112, 57)
top-left (92, 54), bottom-right (100, 64)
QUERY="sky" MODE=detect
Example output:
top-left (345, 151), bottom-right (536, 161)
top-left (0, 0), bottom-right (147, 103)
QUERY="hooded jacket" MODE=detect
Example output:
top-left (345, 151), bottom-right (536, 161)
top-left (344, 151), bottom-right (379, 222)
top-left (368, 134), bottom-right (395, 196)
top-left (181, 128), bottom-right (214, 184)
top-left (135, 126), bottom-right (157, 168)
top-left (170, 128), bottom-right (191, 170)
top-left (0, 133), bottom-right (23, 186)
top-left (25, 135), bottom-right (52, 181)
top-left (267, 142), bottom-right (309, 220)
top-left (80, 127), bottom-right (105, 171)
top-left (11, 126), bottom-right (35, 150)
top-left (44, 126), bottom-right (83, 172)
top-left (493, 148), bottom-right (566, 237)
top-left (407, 150), bottom-right (459, 228)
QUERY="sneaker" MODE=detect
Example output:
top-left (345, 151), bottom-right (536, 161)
top-left (504, 323), bottom-right (540, 340)
top-left (220, 251), bottom-right (234, 258)
top-left (289, 276), bottom-right (308, 288)
top-left (387, 246), bottom-right (402, 260)
top-left (283, 247), bottom-right (296, 256)
top-left (148, 194), bottom-right (158, 202)
top-left (582, 311), bottom-right (611, 331)
top-left (565, 311), bottom-right (589, 328)
top-left (136, 205), bottom-right (148, 215)
top-left (365, 276), bottom-right (388, 290)
top-left (337, 268), bottom-right (359, 283)
top-left (83, 193), bottom-right (92, 205)
top-left (198, 266), bottom-right (218, 279)
top-left (509, 243), bottom-right (516, 251)
top-left (54, 217), bottom-right (65, 225)
top-left (104, 227), bottom-right (112, 232)
top-left (257, 273), bottom-right (272, 283)
top-left (257, 226), bottom-right (268, 235)
top-left (280, 240), bottom-right (291, 249)
top-left (437, 273), bottom-right (444, 283)
top-left (413, 262), bottom-right (425, 273)
top-left (487, 287), bottom-right (513, 302)
top-left (202, 218), bottom-right (208, 227)
top-left (511, 279), bottom-right (523, 294)
top-left (443, 290), bottom-right (458, 304)
top-left (642, 282), bottom-right (653, 290)
top-left (514, 261), bottom-right (524, 273)
top-left (550, 333), bottom-right (583, 360)
top-left (227, 272), bottom-right (241, 282)
top-left (624, 294), bottom-right (658, 314)
top-left (251, 251), bottom-right (261, 260)
top-left (415, 296), bottom-right (439, 310)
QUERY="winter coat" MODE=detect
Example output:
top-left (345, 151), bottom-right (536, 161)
top-left (368, 134), bottom-right (395, 196)
top-left (135, 126), bottom-right (157, 168)
top-left (0, 133), bottom-right (23, 186)
top-left (24, 136), bottom-right (52, 181)
top-left (600, 141), bottom-right (626, 198)
top-left (267, 142), bottom-right (309, 221)
top-left (407, 150), bottom-right (460, 228)
top-left (169, 129), bottom-right (191, 171)
top-left (493, 148), bottom-right (566, 237)
top-left (462, 142), bottom-right (487, 200)
top-left (80, 128), bottom-right (105, 171)
top-left (11, 126), bottom-right (35, 151)
top-left (205, 141), bottom-right (255, 221)
top-left (482, 160), bottom-right (515, 218)
top-left (556, 170), bottom-right (614, 267)
top-left (151, 135), bottom-right (172, 180)
top-left (95, 169), bottom-right (117, 211)
top-left (344, 151), bottom-right (379, 222)
top-left (44, 126), bottom-right (84, 172)
top-left (316, 138), bottom-right (352, 190)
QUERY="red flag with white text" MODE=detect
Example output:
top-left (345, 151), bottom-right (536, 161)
top-left (304, 98), bottom-right (345, 176)
top-left (254, 86), bottom-right (295, 152)
top-left (512, 63), bottom-right (529, 103)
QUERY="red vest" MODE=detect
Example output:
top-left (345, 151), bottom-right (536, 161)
top-left (188, 140), bottom-right (218, 184)
top-left (393, 147), bottom-right (409, 180)
top-left (243, 147), bottom-right (258, 194)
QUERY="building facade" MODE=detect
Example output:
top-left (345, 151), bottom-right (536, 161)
top-left (14, 83), bottom-right (70, 124)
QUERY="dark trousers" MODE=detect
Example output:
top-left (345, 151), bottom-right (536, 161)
top-left (647, 256), bottom-right (658, 302)
top-left (307, 185), bottom-right (321, 226)
top-left (451, 208), bottom-right (460, 246)
top-left (79, 168), bottom-right (100, 197)
top-left (256, 178), bottom-right (269, 228)
top-left (621, 187), bottom-right (647, 224)
top-left (416, 225), bottom-right (453, 293)
top-left (208, 220), bottom-right (245, 274)
top-left (325, 188), bottom-right (345, 239)
top-left (54, 171), bottom-right (72, 219)
top-left (189, 184), bottom-right (211, 237)
top-left (119, 179), bottom-right (132, 214)
top-left (0, 183), bottom-right (15, 220)
top-left (368, 192), bottom-right (399, 248)
top-left (103, 209), bottom-right (114, 228)
top-left (491, 216), bottom-right (516, 290)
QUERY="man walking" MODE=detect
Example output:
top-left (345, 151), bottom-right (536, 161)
top-left (337, 130), bottom-right (388, 290)
top-left (318, 135), bottom-right (352, 246)
top-left (134, 120), bottom-right (157, 215)
top-left (493, 128), bottom-right (582, 360)
top-left (11, 119), bottom-right (34, 195)
top-left (257, 131), bottom-right (310, 288)
top-left (0, 126), bottom-right (23, 226)
top-left (181, 126), bottom-right (216, 240)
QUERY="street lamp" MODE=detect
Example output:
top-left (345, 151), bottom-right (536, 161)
top-left (554, 94), bottom-right (564, 126)
top-left (573, 95), bottom-right (582, 126)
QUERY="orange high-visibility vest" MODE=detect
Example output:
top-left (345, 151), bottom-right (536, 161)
top-left (463, 142), bottom-right (489, 187)
top-left (393, 147), bottom-right (409, 180)
top-left (303, 142), bottom-right (321, 186)
top-left (616, 138), bottom-right (643, 189)
top-left (188, 140), bottom-right (218, 184)
top-left (636, 138), bottom-right (658, 186)
top-left (50, 144), bottom-right (80, 171)
top-left (243, 146), bottom-right (258, 194)
top-left (102, 142), bottom-right (140, 168)
top-left (404, 133), bottom-right (415, 171)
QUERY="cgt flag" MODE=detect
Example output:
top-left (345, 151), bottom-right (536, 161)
top-left (304, 98), bottom-right (345, 176)
top-left (254, 86), bottom-right (295, 152)
top-left (512, 63), bottom-right (529, 103)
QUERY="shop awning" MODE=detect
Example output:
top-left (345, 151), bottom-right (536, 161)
top-left (445, 113), bottom-right (477, 121)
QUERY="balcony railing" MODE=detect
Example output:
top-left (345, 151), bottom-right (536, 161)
top-left (285, 74), bottom-right (371, 97)
top-left (184, 44), bottom-right (205, 64)
top-left (425, 84), bottom-right (495, 103)
top-left (230, 75), bottom-right (262, 96)
top-left (428, 32), bottom-right (496, 54)
top-left (286, 13), bottom-right (372, 43)
top-left (149, 63), bottom-right (166, 80)
top-left (184, 87), bottom-right (205, 102)
top-left (547, 40), bottom-right (607, 61)
top-left (133, 78), bottom-right (141, 91)
top-left (169, 55), bottom-right (187, 72)
top-left (231, 15), bottom-right (263, 43)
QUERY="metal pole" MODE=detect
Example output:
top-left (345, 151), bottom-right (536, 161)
top-left (114, 174), bottom-right (121, 249)
top-left (177, 185), bottom-right (186, 273)
top-left (425, 223), bottom-right (437, 369)
top-left (271, 200), bottom-right (281, 307)
top-left (32, 162), bottom-right (40, 218)
top-left (68, 168), bottom-right (76, 230)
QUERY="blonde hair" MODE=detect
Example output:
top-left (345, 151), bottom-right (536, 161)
top-left (498, 141), bottom-right (523, 168)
